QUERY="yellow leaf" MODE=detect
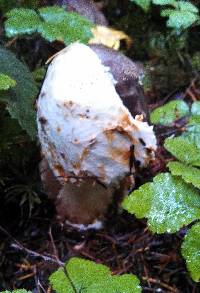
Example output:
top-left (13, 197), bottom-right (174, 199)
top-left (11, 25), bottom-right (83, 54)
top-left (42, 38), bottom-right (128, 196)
top-left (89, 25), bottom-right (132, 50)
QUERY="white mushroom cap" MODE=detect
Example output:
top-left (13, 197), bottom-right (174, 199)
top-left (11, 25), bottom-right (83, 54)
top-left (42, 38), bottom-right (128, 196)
top-left (37, 43), bottom-right (156, 187)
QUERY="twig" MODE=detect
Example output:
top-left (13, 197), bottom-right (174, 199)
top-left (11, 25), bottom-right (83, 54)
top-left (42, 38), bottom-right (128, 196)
top-left (5, 37), bottom-right (18, 47)
top-left (11, 243), bottom-right (64, 266)
top-left (0, 224), bottom-right (79, 292)
top-left (142, 276), bottom-right (179, 293)
top-left (0, 224), bottom-right (64, 266)
top-left (18, 272), bottom-right (35, 281)
top-left (37, 278), bottom-right (46, 293)
top-left (48, 226), bottom-right (59, 262)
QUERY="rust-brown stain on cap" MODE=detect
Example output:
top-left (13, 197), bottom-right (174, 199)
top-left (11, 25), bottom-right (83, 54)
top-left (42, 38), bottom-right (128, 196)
top-left (54, 164), bottom-right (66, 178)
top-left (119, 112), bottom-right (139, 131)
top-left (56, 126), bottom-right (61, 133)
top-left (104, 129), bottom-right (114, 142)
top-left (109, 146), bottom-right (131, 166)
top-left (63, 100), bottom-right (74, 108)
top-left (98, 164), bottom-right (106, 181)
top-left (80, 148), bottom-right (89, 161)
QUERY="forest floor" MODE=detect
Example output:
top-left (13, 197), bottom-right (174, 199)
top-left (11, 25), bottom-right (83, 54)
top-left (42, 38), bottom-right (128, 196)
top-left (0, 183), bottom-right (199, 293)
top-left (0, 1), bottom-right (200, 292)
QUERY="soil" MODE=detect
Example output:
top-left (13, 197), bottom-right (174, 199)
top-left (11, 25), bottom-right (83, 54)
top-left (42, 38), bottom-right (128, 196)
top-left (0, 192), bottom-right (199, 293)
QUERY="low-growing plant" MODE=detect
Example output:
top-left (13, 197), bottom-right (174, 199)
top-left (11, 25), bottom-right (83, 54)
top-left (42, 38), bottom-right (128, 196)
top-left (0, 46), bottom-right (38, 138)
top-left (1, 289), bottom-right (32, 293)
top-left (0, 258), bottom-right (141, 293)
top-left (131, 0), bottom-right (199, 30)
top-left (123, 99), bottom-right (200, 282)
top-left (5, 6), bottom-right (93, 45)
top-left (50, 257), bottom-right (141, 293)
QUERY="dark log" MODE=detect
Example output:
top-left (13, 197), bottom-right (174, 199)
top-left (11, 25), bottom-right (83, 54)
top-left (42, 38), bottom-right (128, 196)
top-left (90, 44), bottom-right (149, 121)
top-left (56, 0), bottom-right (108, 25)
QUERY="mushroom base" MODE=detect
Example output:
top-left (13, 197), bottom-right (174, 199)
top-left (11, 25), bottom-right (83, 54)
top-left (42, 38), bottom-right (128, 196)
top-left (40, 158), bottom-right (134, 229)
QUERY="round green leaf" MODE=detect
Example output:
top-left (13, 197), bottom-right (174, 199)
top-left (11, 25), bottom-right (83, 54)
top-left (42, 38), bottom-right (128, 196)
top-left (91, 274), bottom-right (141, 293)
top-left (181, 223), bottom-right (200, 282)
top-left (50, 257), bottom-right (141, 293)
top-left (67, 257), bottom-right (111, 291)
top-left (150, 100), bottom-right (189, 125)
top-left (167, 10), bottom-right (198, 29)
top-left (168, 161), bottom-right (200, 189)
top-left (38, 12), bottom-right (93, 45)
top-left (5, 7), bottom-right (93, 45)
top-left (191, 101), bottom-right (200, 116)
top-left (5, 8), bottom-right (41, 37)
top-left (165, 136), bottom-right (200, 167)
top-left (153, 0), bottom-right (177, 6)
top-left (0, 289), bottom-right (32, 293)
top-left (122, 173), bottom-right (200, 234)
top-left (178, 1), bottom-right (198, 13)
top-left (39, 6), bottom-right (67, 23)
top-left (183, 116), bottom-right (200, 149)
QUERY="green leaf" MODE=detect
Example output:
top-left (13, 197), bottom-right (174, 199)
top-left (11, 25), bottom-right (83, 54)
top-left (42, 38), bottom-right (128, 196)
top-left (181, 223), bottom-right (200, 282)
top-left (150, 100), bottom-right (189, 125)
top-left (62, 12), bottom-right (93, 44)
top-left (39, 6), bottom-right (67, 23)
top-left (165, 136), bottom-right (200, 166)
top-left (161, 8), bottom-right (176, 17)
top-left (38, 22), bottom-right (66, 42)
top-left (0, 116), bottom-right (22, 153)
top-left (0, 73), bottom-right (16, 91)
top-left (191, 101), bottom-right (200, 116)
top-left (166, 10), bottom-right (198, 29)
top-left (50, 257), bottom-right (141, 293)
top-left (90, 274), bottom-right (141, 293)
top-left (50, 258), bottom-right (111, 293)
top-left (0, 289), bottom-right (32, 293)
top-left (188, 115), bottom-right (200, 128)
top-left (182, 116), bottom-right (200, 148)
top-left (131, 0), bottom-right (151, 12)
top-left (5, 6), bottom-right (93, 45)
top-left (178, 1), bottom-right (198, 13)
top-left (5, 8), bottom-right (41, 37)
top-left (66, 257), bottom-right (111, 290)
top-left (39, 10), bottom-right (93, 44)
top-left (0, 46), bottom-right (38, 138)
top-left (153, 0), bottom-right (177, 6)
top-left (168, 161), bottom-right (200, 189)
top-left (49, 267), bottom-right (72, 293)
top-left (192, 52), bottom-right (200, 71)
top-left (122, 173), bottom-right (200, 233)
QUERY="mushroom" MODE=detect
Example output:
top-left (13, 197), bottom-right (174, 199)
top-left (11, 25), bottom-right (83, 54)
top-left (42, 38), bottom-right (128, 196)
top-left (37, 43), bottom-right (156, 230)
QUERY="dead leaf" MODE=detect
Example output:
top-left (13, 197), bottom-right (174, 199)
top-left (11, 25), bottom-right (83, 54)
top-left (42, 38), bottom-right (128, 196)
top-left (89, 25), bottom-right (132, 50)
